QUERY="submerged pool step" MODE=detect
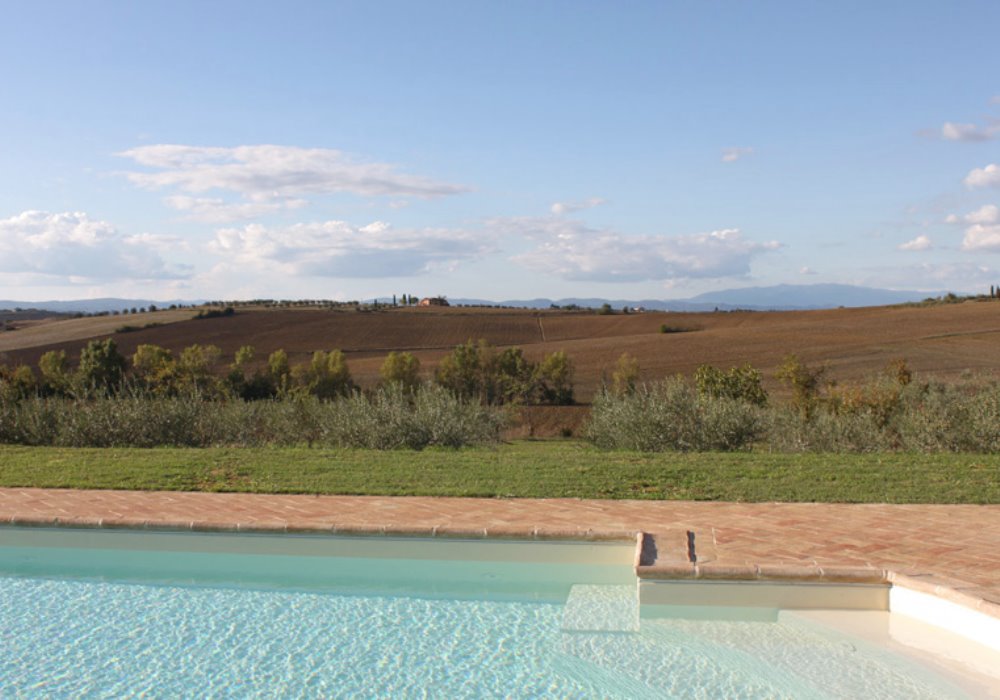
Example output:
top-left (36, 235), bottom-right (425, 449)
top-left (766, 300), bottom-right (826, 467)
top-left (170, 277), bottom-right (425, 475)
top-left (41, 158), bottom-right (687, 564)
top-left (561, 584), bottom-right (639, 633)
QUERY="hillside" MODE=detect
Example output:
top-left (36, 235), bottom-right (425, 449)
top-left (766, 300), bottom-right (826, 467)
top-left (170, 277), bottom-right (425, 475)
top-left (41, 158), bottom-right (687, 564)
top-left (3, 300), bottom-right (1000, 403)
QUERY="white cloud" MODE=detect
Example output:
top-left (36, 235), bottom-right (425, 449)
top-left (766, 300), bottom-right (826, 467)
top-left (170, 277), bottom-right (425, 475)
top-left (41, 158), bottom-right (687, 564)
top-left (941, 121), bottom-right (998, 142)
top-left (209, 220), bottom-right (493, 278)
top-left (961, 224), bottom-right (1000, 251)
top-left (550, 198), bottom-right (606, 215)
top-left (965, 163), bottom-right (1000, 188)
top-left (163, 195), bottom-right (307, 223)
top-left (118, 144), bottom-right (470, 223)
top-left (898, 234), bottom-right (932, 251)
top-left (0, 211), bottom-right (189, 281)
top-left (965, 204), bottom-right (1000, 224)
top-left (497, 216), bottom-right (780, 282)
top-left (721, 147), bottom-right (754, 163)
top-left (944, 205), bottom-right (1000, 252)
top-left (799, 266), bottom-right (818, 275)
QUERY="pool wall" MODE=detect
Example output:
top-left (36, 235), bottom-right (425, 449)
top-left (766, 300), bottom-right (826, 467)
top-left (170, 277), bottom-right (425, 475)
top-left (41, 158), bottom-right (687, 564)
top-left (1, 488), bottom-right (998, 673)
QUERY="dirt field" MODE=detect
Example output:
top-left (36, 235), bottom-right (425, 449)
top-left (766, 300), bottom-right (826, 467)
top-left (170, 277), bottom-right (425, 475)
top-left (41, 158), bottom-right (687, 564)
top-left (3, 301), bottom-right (1000, 407)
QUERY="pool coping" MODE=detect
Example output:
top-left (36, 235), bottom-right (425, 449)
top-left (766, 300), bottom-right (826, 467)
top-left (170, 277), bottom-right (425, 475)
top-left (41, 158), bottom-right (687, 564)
top-left (2, 501), bottom-right (998, 623)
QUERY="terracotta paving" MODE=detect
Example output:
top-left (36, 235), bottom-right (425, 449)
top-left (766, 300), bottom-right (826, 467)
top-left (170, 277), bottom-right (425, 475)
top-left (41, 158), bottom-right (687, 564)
top-left (1, 488), bottom-right (998, 616)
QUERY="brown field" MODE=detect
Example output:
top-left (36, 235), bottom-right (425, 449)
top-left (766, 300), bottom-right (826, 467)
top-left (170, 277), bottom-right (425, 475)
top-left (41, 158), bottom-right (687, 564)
top-left (0, 308), bottom-right (196, 354)
top-left (4, 301), bottom-right (1000, 408)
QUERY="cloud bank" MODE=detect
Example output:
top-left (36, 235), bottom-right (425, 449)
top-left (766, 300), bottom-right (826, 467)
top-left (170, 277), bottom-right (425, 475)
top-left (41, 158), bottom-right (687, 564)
top-left (0, 211), bottom-right (188, 281)
top-left (497, 216), bottom-right (779, 282)
top-left (118, 144), bottom-right (470, 222)
top-left (209, 220), bottom-right (493, 278)
top-left (862, 262), bottom-right (995, 291)
top-left (205, 210), bottom-right (779, 284)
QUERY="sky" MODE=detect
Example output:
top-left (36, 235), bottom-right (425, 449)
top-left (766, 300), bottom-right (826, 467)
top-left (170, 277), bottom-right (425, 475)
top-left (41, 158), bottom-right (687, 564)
top-left (1, 0), bottom-right (999, 303)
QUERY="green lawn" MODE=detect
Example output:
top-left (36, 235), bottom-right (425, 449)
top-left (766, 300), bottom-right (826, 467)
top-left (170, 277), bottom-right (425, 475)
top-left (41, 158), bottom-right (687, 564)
top-left (1, 442), bottom-right (998, 503)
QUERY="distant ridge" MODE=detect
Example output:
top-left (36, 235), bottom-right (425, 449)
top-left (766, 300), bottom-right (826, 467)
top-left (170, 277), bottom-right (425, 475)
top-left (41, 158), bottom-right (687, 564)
top-left (1, 284), bottom-right (947, 315)
top-left (452, 284), bottom-right (946, 311)
top-left (0, 298), bottom-right (202, 314)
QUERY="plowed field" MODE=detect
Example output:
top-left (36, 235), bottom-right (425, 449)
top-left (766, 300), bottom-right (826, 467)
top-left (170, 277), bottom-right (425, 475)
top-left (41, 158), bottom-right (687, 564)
top-left (4, 302), bottom-right (1000, 404)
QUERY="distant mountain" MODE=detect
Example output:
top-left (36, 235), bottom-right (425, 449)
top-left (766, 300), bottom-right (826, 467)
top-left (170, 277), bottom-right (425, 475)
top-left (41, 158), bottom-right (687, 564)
top-left (451, 284), bottom-right (946, 311)
top-left (2, 285), bottom-right (945, 316)
top-left (681, 284), bottom-right (943, 309)
top-left (0, 298), bottom-right (202, 314)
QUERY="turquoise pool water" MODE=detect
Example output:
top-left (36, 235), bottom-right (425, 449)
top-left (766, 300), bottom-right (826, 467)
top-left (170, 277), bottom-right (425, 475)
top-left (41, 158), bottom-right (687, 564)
top-left (0, 529), bottom-right (974, 698)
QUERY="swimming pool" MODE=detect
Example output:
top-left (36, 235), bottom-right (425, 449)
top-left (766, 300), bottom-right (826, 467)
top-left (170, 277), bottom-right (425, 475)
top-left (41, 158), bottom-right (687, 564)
top-left (0, 527), bottom-right (995, 698)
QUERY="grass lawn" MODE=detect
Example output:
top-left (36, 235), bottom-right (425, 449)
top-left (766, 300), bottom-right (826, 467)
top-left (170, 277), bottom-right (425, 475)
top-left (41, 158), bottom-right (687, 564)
top-left (0, 441), bottom-right (998, 503)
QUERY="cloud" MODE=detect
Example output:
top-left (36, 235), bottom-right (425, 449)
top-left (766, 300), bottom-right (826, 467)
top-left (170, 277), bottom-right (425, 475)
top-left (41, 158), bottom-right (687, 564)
top-left (964, 163), bottom-right (1000, 188)
top-left (118, 144), bottom-right (470, 222)
top-left (799, 266), bottom-right (818, 275)
top-left (550, 197), bottom-right (606, 215)
top-left (898, 234), bottom-right (932, 251)
top-left (945, 205), bottom-right (1000, 251)
top-left (124, 232), bottom-right (191, 253)
top-left (0, 211), bottom-right (189, 281)
top-left (860, 262), bottom-right (996, 292)
top-left (498, 216), bottom-right (780, 282)
top-left (164, 195), bottom-right (308, 223)
top-left (946, 204), bottom-right (999, 226)
top-left (961, 224), bottom-right (1000, 252)
top-left (721, 147), bottom-right (754, 163)
top-left (941, 121), bottom-right (999, 142)
top-left (208, 220), bottom-right (493, 278)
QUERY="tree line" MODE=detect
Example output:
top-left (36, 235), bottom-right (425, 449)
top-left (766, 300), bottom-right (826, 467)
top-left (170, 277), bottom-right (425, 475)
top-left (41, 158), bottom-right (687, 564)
top-left (0, 338), bottom-right (575, 406)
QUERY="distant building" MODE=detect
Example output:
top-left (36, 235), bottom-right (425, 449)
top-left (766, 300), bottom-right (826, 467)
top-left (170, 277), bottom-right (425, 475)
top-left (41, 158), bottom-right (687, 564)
top-left (418, 297), bottom-right (450, 307)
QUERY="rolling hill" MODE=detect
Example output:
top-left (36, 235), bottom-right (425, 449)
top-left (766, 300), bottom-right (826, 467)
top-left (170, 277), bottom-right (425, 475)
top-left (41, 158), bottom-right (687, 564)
top-left (3, 299), bottom-right (1000, 405)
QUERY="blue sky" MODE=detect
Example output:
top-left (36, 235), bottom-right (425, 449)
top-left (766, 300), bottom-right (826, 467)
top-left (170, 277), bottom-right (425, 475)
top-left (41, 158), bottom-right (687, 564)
top-left (1, 1), bottom-right (999, 302)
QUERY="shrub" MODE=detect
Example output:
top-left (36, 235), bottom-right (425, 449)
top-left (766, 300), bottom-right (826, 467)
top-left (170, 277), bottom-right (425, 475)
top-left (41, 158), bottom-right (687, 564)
top-left (435, 340), bottom-right (483, 400)
top-left (610, 353), bottom-right (640, 397)
top-left (764, 406), bottom-right (894, 453)
top-left (292, 350), bottom-right (354, 399)
top-left (485, 347), bottom-right (535, 405)
top-left (894, 378), bottom-right (1000, 452)
top-left (380, 351), bottom-right (421, 393)
top-left (694, 363), bottom-right (768, 406)
top-left (775, 354), bottom-right (825, 419)
top-left (194, 306), bottom-right (235, 320)
top-left (38, 351), bottom-right (71, 397)
top-left (77, 338), bottom-right (127, 396)
top-left (132, 344), bottom-right (177, 395)
top-left (535, 351), bottom-right (575, 405)
top-left (586, 378), bottom-right (762, 451)
top-left (313, 384), bottom-right (502, 448)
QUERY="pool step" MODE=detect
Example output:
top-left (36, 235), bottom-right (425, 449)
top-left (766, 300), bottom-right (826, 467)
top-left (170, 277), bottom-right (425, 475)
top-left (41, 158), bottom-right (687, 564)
top-left (561, 584), bottom-right (639, 633)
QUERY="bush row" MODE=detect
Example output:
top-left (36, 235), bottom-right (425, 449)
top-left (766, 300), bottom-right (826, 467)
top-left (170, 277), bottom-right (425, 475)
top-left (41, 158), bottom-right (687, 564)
top-left (0, 385), bottom-right (504, 449)
top-left (586, 374), bottom-right (1000, 453)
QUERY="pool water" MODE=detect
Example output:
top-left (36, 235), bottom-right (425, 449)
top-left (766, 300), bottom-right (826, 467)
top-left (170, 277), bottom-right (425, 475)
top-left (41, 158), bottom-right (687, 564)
top-left (0, 529), bottom-right (982, 699)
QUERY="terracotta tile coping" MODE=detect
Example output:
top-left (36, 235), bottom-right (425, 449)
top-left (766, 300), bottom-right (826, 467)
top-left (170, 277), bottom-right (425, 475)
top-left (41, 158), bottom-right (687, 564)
top-left (0, 488), bottom-right (998, 622)
top-left (1, 514), bottom-right (635, 541)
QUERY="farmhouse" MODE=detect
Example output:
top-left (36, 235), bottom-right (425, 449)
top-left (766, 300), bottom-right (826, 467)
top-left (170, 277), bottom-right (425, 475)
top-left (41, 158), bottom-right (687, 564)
top-left (418, 297), bottom-right (449, 307)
